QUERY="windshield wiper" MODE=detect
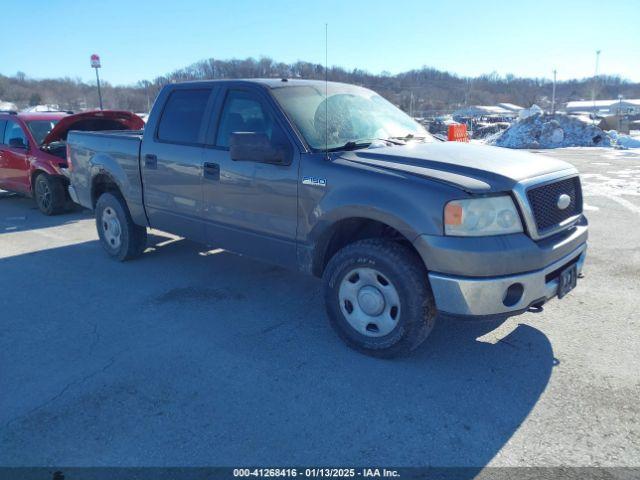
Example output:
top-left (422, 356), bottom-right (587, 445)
top-left (326, 140), bottom-right (373, 152)
top-left (326, 137), bottom-right (408, 152)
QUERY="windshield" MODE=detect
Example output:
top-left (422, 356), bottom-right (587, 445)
top-left (271, 83), bottom-right (431, 151)
top-left (27, 120), bottom-right (59, 145)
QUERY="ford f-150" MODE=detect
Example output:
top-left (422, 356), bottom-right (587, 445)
top-left (67, 79), bottom-right (587, 357)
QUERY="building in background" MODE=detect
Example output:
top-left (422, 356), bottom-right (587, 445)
top-left (453, 105), bottom-right (517, 119)
top-left (565, 99), bottom-right (640, 115)
top-left (496, 103), bottom-right (524, 114)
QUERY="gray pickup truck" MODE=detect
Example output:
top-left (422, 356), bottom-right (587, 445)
top-left (67, 79), bottom-right (587, 357)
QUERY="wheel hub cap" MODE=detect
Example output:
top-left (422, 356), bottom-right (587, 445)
top-left (102, 207), bottom-right (122, 249)
top-left (338, 267), bottom-right (401, 338)
top-left (36, 180), bottom-right (51, 209)
top-left (357, 286), bottom-right (385, 316)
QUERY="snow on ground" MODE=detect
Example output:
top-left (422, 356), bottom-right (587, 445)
top-left (487, 113), bottom-right (611, 149)
top-left (607, 130), bottom-right (640, 149)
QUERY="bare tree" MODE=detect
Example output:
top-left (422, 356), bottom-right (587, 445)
top-left (1, 58), bottom-right (639, 113)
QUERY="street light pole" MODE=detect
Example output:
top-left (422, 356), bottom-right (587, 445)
top-left (591, 50), bottom-right (601, 124)
top-left (95, 67), bottom-right (103, 110)
top-left (551, 69), bottom-right (557, 115)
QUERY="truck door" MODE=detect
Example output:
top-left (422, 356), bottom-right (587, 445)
top-left (140, 87), bottom-right (217, 243)
top-left (0, 119), bottom-right (31, 194)
top-left (201, 87), bottom-right (299, 268)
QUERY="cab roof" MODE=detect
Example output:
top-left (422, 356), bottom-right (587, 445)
top-left (168, 78), bottom-right (349, 90)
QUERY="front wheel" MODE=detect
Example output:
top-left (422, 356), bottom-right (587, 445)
top-left (95, 192), bottom-right (147, 261)
top-left (34, 173), bottom-right (66, 215)
top-left (322, 239), bottom-right (436, 358)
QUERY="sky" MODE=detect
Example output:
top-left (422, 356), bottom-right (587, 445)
top-left (1, 0), bottom-right (639, 86)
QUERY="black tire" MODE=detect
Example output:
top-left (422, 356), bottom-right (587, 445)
top-left (322, 238), bottom-right (436, 358)
top-left (95, 192), bottom-right (147, 261)
top-left (34, 173), bottom-right (66, 215)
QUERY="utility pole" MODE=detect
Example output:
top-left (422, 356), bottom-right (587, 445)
top-left (618, 94), bottom-right (623, 131)
top-left (142, 81), bottom-right (151, 112)
top-left (551, 69), bottom-right (557, 115)
top-left (91, 54), bottom-right (103, 110)
top-left (591, 50), bottom-right (601, 124)
top-left (410, 91), bottom-right (414, 118)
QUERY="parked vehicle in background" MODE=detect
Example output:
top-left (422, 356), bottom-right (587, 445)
top-left (67, 79), bottom-right (588, 357)
top-left (0, 110), bottom-right (144, 215)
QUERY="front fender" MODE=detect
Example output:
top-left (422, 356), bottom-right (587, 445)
top-left (28, 154), bottom-right (66, 192)
top-left (297, 177), bottom-right (462, 275)
top-left (301, 173), bottom-right (461, 245)
top-left (306, 187), bottom-right (425, 245)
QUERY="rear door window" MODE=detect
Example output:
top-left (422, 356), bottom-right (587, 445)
top-left (3, 120), bottom-right (27, 147)
top-left (156, 89), bottom-right (211, 144)
top-left (0, 120), bottom-right (6, 144)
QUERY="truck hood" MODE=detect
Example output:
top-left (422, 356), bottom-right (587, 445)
top-left (338, 141), bottom-right (576, 193)
top-left (43, 110), bottom-right (144, 144)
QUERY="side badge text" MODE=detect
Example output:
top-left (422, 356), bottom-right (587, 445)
top-left (302, 176), bottom-right (327, 187)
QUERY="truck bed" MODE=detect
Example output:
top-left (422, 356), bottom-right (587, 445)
top-left (67, 130), bottom-right (147, 225)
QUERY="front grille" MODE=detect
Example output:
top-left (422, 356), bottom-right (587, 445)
top-left (526, 177), bottom-right (582, 233)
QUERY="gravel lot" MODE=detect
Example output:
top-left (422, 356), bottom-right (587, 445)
top-left (1, 147), bottom-right (639, 468)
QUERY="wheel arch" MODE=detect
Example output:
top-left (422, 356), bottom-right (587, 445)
top-left (309, 214), bottom-right (425, 278)
top-left (91, 171), bottom-right (123, 209)
top-left (30, 168), bottom-right (67, 194)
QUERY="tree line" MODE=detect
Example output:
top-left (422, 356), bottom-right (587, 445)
top-left (1, 57), bottom-right (639, 114)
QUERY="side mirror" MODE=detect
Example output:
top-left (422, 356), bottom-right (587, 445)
top-left (229, 132), bottom-right (289, 165)
top-left (9, 138), bottom-right (27, 149)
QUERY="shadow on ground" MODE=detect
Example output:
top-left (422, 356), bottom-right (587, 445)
top-left (0, 192), bottom-right (89, 234)
top-left (0, 233), bottom-right (555, 471)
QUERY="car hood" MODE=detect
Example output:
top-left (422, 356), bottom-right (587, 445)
top-left (338, 141), bottom-right (577, 193)
top-left (43, 110), bottom-right (145, 144)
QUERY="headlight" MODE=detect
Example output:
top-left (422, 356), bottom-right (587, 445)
top-left (444, 196), bottom-right (523, 236)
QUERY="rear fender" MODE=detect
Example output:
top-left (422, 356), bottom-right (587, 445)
top-left (89, 153), bottom-right (147, 225)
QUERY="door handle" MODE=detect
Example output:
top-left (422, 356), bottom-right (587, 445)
top-left (203, 162), bottom-right (220, 180)
top-left (144, 154), bottom-right (158, 169)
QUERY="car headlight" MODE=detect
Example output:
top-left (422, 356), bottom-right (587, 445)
top-left (444, 196), bottom-right (523, 236)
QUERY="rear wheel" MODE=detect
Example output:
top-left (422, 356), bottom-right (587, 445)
top-left (34, 173), bottom-right (66, 215)
top-left (95, 192), bottom-right (147, 261)
top-left (322, 238), bottom-right (436, 358)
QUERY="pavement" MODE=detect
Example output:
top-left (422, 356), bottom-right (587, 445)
top-left (0, 147), bottom-right (639, 468)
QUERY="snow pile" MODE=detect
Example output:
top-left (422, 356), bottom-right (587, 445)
top-left (472, 122), bottom-right (510, 139)
top-left (21, 104), bottom-right (63, 112)
top-left (487, 113), bottom-right (611, 149)
top-left (0, 100), bottom-right (17, 111)
top-left (607, 130), bottom-right (640, 149)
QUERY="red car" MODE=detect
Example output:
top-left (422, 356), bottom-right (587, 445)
top-left (0, 110), bottom-right (144, 215)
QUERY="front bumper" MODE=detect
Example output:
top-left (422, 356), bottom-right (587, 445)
top-left (428, 243), bottom-right (587, 318)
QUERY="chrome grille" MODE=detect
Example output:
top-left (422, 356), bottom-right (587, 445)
top-left (526, 177), bottom-right (582, 233)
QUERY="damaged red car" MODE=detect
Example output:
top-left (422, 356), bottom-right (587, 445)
top-left (0, 110), bottom-right (144, 215)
